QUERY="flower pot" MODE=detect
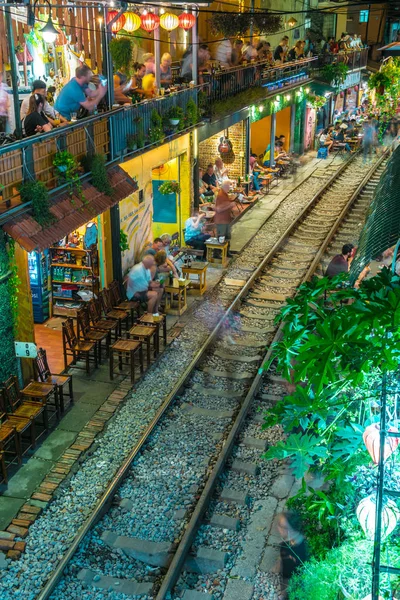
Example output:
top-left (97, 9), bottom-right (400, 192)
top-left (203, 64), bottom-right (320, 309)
top-left (56, 165), bottom-right (68, 173)
top-left (169, 118), bottom-right (180, 126)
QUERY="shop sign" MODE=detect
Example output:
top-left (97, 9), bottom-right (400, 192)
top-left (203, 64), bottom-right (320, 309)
top-left (339, 71), bottom-right (361, 92)
top-left (15, 342), bottom-right (38, 359)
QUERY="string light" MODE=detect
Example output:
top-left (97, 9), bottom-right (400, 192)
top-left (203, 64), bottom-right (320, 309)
top-left (285, 94), bottom-right (291, 101)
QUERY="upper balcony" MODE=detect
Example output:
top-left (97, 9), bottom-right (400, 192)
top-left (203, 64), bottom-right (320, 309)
top-left (317, 48), bottom-right (369, 72)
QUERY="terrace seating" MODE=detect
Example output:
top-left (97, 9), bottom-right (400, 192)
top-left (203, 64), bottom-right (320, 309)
top-left (62, 318), bottom-right (98, 374)
top-left (0, 413), bottom-right (20, 483)
top-left (77, 306), bottom-right (111, 363)
top-left (34, 347), bottom-right (74, 414)
top-left (99, 289), bottom-right (129, 336)
top-left (109, 280), bottom-right (140, 326)
top-left (88, 299), bottom-right (119, 342)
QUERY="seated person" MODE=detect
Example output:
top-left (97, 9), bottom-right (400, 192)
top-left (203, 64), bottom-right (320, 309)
top-left (332, 124), bottom-right (351, 152)
top-left (126, 255), bottom-right (163, 316)
top-left (24, 94), bottom-right (53, 137)
top-left (250, 153), bottom-right (269, 191)
top-left (199, 167), bottom-right (215, 199)
top-left (153, 250), bottom-right (173, 283)
top-left (214, 158), bottom-right (229, 185)
top-left (325, 243), bottom-right (354, 278)
top-left (142, 238), bottom-right (164, 258)
top-left (113, 72), bottom-right (132, 105)
top-left (142, 72), bottom-right (155, 97)
top-left (184, 211), bottom-right (209, 257)
top-left (319, 128), bottom-right (334, 154)
top-left (160, 53), bottom-right (173, 87)
top-left (202, 163), bottom-right (218, 191)
top-left (55, 64), bottom-right (107, 120)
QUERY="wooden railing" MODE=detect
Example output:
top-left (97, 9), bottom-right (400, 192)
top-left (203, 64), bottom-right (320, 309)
top-left (0, 85), bottom-right (204, 219)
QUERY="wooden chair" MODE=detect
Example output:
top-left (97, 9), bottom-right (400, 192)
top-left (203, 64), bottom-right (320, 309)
top-left (1, 376), bottom-right (49, 450)
top-left (138, 313), bottom-right (167, 352)
top-left (128, 324), bottom-right (157, 366)
top-left (99, 289), bottom-right (129, 336)
top-left (62, 318), bottom-right (98, 374)
top-left (88, 299), bottom-right (119, 342)
top-left (109, 280), bottom-right (139, 326)
top-left (0, 413), bottom-right (20, 483)
top-left (109, 339), bottom-right (144, 384)
top-left (34, 347), bottom-right (74, 414)
top-left (77, 306), bottom-right (110, 363)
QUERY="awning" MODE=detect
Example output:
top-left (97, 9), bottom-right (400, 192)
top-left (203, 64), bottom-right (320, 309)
top-left (310, 82), bottom-right (336, 97)
top-left (4, 166), bottom-right (138, 252)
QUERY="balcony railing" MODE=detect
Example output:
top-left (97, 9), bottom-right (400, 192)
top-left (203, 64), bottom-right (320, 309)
top-left (0, 85), bottom-right (205, 220)
top-left (207, 57), bottom-right (318, 104)
top-left (317, 48), bottom-right (369, 71)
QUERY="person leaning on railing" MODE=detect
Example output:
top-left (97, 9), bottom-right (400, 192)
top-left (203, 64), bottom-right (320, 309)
top-left (55, 64), bottom-right (108, 121)
top-left (24, 94), bottom-right (53, 137)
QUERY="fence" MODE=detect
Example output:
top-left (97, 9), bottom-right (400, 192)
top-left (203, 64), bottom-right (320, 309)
top-left (318, 48), bottom-right (369, 71)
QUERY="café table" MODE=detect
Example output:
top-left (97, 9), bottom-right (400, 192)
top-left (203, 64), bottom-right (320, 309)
top-left (205, 240), bottom-right (229, 268)
top-left (164, 279), bottom-right (190, 316)
top-left (181, 261), bottom-right (208, 296)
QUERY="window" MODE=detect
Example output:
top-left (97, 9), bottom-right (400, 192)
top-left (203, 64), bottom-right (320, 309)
top-left (359, 10), bottom-right (369, 23)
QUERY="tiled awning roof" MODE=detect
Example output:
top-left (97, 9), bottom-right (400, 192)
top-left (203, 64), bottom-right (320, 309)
top-left (3, 166), bottom-right (138, 252)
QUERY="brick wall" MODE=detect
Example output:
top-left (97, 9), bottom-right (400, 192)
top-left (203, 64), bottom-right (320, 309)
top-left (198, 122), bottom-right (247, 181)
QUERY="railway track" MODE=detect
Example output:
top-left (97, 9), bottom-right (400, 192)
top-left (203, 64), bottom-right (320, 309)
top-left (32, 151), bottom-right (389, 600)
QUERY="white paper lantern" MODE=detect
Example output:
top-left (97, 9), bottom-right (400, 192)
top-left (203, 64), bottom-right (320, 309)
top-left (356, 494), bottom-right (399, 540)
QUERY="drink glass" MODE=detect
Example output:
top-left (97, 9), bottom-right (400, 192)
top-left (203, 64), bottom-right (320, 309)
top-left (71, 112), bottom-right (77, 122)
top-left (160, 87), bottom-right (165, 96)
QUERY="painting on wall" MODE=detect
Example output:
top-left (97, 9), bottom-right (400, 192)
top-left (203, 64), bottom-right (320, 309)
top-left (152, 181), bottom-right (177, 224)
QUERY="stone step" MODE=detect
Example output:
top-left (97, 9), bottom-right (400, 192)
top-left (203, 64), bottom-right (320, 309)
top-left (243, 436), bottom-right (268, 451)
top-left (183, 590), bottom-right (215, 600)
top-left (209, 514), bottom-right (241, 532)
top-left (184, 547), bottom-right (228, 574)
top-left (101, 532), bottom-right (174, 567)
top-left (77, 569), bottom-right (152, 597)
top-left (202, 367), bottom-right (254, 380)
top-left (191, 384), bottom-right (243, 398)
top-left (231, 460), bottom-right (260, 476)
top-left (181, 403), bottom-right (235, 419)
top-left (223, 579), bottom-right (254, 600)
top-left (214, 350), bottom-right (262, 362)
top-left (220, 487), bottom-right (250, 506)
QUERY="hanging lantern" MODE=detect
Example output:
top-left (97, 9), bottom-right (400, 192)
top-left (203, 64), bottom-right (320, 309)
top-left (354, 85), bottom-right (359, 92)
top-left (123, 12), bottom-right (141, 32)
top-left (140, 12), bottom-right (160, 32)
top-left (356, 494), bottom-right (399, 540)
top-left (160, 12), bottom-right (179, 31)
top-left (340, 91), bottom-right (344, 98)
top-left (178, 12), bottom-right (196, 31)
top-left (362, 423), bottom-right (400, 464)
top-left (107, 10), bottom-right (126, 33)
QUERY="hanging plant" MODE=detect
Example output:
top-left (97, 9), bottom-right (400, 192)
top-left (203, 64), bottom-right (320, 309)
top-left (252, 12), bottom-right (282, 34)
top-left (19, 180), bottom-right (55, 227)
top-left (158, 181), bottom-right (181, 195)
top-left (186, 98), bottom-right (199, 126)
top-left (305, 93), bottom-right (327, 110)
top-left (120, 229), bottom-right (130, 252)
top-left (90, 154), bottom-right (113, 197)
top-left (109, 37), bottom-right (134, 74)
top-left (148, 109), bottom-right (164, 145)
top-left (209, 10), bottom-right (281, 38)
top-left (321, 62), bottom-right (349, 87)
top-left (53, 151), bottom-right (87, 208)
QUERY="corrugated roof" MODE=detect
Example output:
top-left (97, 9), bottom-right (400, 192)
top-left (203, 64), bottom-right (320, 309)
top-left (3, 166), bottom-right (138, 252)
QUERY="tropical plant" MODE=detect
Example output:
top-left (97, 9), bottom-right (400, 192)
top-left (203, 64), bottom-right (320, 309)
top-left (186, 98), bottom-right (199, 126)
top-left (158, 181), bottom-right (181, 195)
top-left (166, 105), bottom-right (184, 129)
top-left (109, 37), bottom-right (134, 74)
top-left (19, 180), bottom-right (55, 227)
top-left (0, 231), bottom-right (17, 383)
top-left (321, 62), bottom-right (349, 86)
top-left (6, 236), bottom-right (21, 335)
top-left (368, 57), bottom-right (400, 136)
top-left (149, 109), bottom-right (164, 144)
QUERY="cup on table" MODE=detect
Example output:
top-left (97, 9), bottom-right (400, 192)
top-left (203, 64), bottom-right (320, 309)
top-left (218, 236), bottom-right (225, 243)
top-left (71, 112), bottom-right (77, 122)
top-left (160, 88), bottom-right (165, 96)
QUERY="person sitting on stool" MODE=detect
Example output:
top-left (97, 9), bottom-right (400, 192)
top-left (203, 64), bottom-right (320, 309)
top-left (214, 181), bottom-right (236, 257)
top-left (184, 211), bottom-right (209, 258)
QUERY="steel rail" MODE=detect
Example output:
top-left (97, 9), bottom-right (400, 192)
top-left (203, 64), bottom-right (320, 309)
top-left (36, 150), bottom-right (360, 600)
top-left (155, 153), bottom-right (386, 599)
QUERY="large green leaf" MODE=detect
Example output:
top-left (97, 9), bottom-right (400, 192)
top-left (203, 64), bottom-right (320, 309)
top-left (263, 433), bottom-right (328, 479)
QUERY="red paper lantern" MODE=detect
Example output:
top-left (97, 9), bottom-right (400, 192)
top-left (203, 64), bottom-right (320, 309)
top-left (354, 85), bottom-right (359, 92)
top-left (363, 423), bottom-right (400, 464)
top-left (140, 12), bottom-right (160, 32)
top-left (107, 10), bottom-right (126, 33)
top-left (178, 12), bottom-right (196, 31)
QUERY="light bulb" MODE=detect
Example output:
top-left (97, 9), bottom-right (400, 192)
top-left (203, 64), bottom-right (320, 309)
top-left (259, 105), bottom-right (264, 111)
top-left (305, 87), bottom-right (310, 93)
top-left (285, 94), bottom-right (291, 101)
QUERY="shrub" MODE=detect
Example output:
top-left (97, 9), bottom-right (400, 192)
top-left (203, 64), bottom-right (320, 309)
top-left (19, 180), bottom-right (55, 227)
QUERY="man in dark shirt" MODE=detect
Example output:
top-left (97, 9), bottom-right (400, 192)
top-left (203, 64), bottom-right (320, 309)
top-left (202, 163), bottom-right (218, 191)
top-left (273, 37), bottom-right (288, 62)
top-left (325, 243), bottom-right (354, 278)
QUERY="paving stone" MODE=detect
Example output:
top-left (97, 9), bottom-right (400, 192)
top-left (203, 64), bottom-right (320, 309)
top-left (0, 552), bottom-right (7, 569)
top-left (101, 532), bottom-right (173, 567)
top-left (259, 545), bottom-right (280, 573)
top-left (184, 547), bottom-right (228, 574)
top-left (191, 385), bottom-right (243, 398)
top-left (0, 531), bottom-right (15, 541)
top-left (21, 504), bottom-right (41, 515)
top-left (182, 591), bottom-right (214, 600)
top-left (209, 514), bottom-right (240, 532)
top-left (6, 525), bottom-right (29, 538)
top-left (220, 488), bottom-right (250, 506)
top-left (17, 512), bottom-right (37, 522)
top-left (270, 472), bottom-right (295, 500)
top-left (181, 403), bottom-right (234, 419)
top-left (231, 460), bottom-right (260, 476)
top-left (202, 367), bottom-right (254, 380)
top-left (11, 518), bottom-right (32, 528)
top-left (223, 579), bottom-right (254, 600)
top-left (242, 436), bottom-right (268, 451)
top-left (0, 540), bottom-right (15, 551)
top-left (231, 496), bottom-right (278, 578)
top-left (14, 541), bottom-right (26, 552)
top-left (29, 499), bottom-right (49, 509)
top-left (7, 549), bottom-right (21, 560)
top-left (77, 568), bottom-right (153, 596)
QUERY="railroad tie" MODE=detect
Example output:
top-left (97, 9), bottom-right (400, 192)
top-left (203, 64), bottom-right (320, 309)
top-left (77, 568), bottom-right (153, 597)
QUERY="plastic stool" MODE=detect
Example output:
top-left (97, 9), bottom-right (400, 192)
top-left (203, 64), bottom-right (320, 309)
top-left (317, 147), bottom-right (328, 159)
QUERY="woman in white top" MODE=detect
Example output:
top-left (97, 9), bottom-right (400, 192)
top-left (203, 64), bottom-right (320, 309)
top-left (214, 158), bottom-right (229, 185)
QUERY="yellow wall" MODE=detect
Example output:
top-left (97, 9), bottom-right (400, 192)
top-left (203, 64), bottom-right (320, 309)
top-left (119, 134), bottom-right (192, 275)
top-left (250, 115), bottom-right (271, 157)
top-left (14, 243), bottom-right (35, 381)
top-left (276, 106), bottom-right (291, 151)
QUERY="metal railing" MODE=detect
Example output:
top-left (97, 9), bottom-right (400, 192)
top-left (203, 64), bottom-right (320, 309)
top-left (207, 57), bottom-right (317, 103)
top-left (317, 48), bottom-right (369, 71)
top-left (0, 85), bottom-right (205, 219)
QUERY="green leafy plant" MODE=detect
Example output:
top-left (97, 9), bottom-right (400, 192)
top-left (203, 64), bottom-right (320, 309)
top-left (19, 180), bottom-right (55, 227)
top-left (127, 134), bottom-right (138, 151)
top-left (158, 180), bottom-right (181, 195)
top-left (90, 154), bottom-right (113, 196)
top-left (209, 11), bottom-right (281, 37)
top-left (53, 151), bottom-right (87, 208)
top-left (305, 93), bottom-right (327, 110)
top-left (6, 236), bottom-right (21, 336)
top-left (166, 105), bottom-right (184, 128)
top-left (149, 109), bottom-right (164, 144)
top-left (120, 229), bottom-right (129, 252)
top-left (368, 57), bottom-right (400, 138)
top-left (109, 37), bottom-right (134, 74)
top-left (0, 231), bottom-right (17, 382)
top-left (321, 62), bottom-right (349, 86)
top-left (185, 98), bottom-right (199, 126)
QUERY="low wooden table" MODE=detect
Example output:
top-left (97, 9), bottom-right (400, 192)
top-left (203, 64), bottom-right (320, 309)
top-left (128, 325), bottom-right (157, 365)
top-left (182, 261), bottom-right (208, 296)
top-left (164, 279), bottom-right (190, 316)
top-left (205, 241), bottom-right (229, 268)
top-left (109, 339), bottom-right (143, 384)
top-left (138, 313), bottom-right (167, 351)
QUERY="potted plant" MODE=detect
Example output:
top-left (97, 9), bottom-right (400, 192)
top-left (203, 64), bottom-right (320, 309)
top-left (149, 109), bottom-right (164, 144)
top-left (53, 151), bottom-right (78, 178)
top-left (158, 181), bottom-right (181, 195)
top-left (127, 134), bottom-right (137, 151)
top-left (167, 105), bottom-right (184, 127)
top-left (109, 37), bottom-right (134, 74)
top-left (19, 180), bottom-right (55, 227)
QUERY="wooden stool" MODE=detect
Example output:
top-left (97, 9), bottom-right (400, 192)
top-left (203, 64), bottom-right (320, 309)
top-left (22, 381), bottom-right (60, 422)
top-left (109, 339), bottom-right (144, 384)
top-left (181, 261), bottom-right (208, 296)
top-left (164, 280), bottom-right (190, 316)
top-left (205, 241), bottom-right (229, 268)
top-left (128, 325), bottom-right (157, 365)
top-left (138, 313), bottom-right (167, 352)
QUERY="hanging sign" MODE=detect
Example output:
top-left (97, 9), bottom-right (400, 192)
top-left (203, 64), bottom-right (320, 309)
top-left (15, 342), bottom-right (38, 358)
